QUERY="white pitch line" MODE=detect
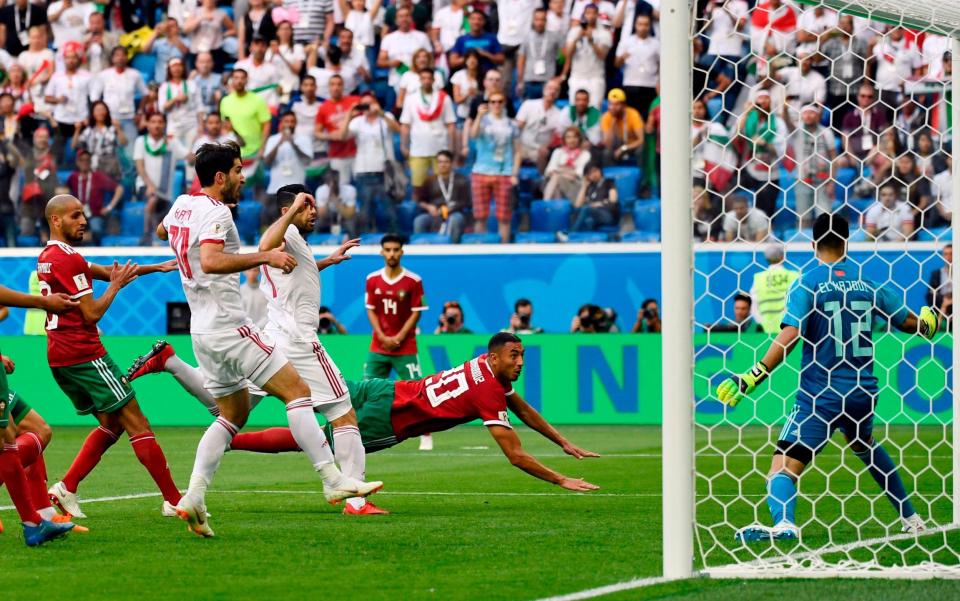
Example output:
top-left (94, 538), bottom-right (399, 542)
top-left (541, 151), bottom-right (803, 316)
top-left (531, 575), bottom-right (676, 601)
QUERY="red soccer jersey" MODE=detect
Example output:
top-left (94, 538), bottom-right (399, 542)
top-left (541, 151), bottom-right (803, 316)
top-left (316, 95), bottom-right (360, 158)
top-left (37, 241), bottom-right (107, 367)
top-left (365, 268), bottom-right (428, 355)
top-left (391, 354), bottom-right (514, 441)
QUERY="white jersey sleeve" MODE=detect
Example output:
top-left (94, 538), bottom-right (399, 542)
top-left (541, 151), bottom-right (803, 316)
top-left (261, 225), bottom-right (322, 342)
top-left (163, 193), bottom-right (251, 334)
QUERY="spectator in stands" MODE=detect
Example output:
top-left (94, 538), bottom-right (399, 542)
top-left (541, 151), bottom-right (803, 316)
top-left (496, 0), bottom-right (537, 98)
top-left (235, 35), bottom-right (281, 110)
top-left (21, 126), bottom-right (58, 241)
top-left (913, 130), bottom-right (945, 177)
top-left (67, 149), bottom-right (123, 244)
top-left (44, 45), bottom-right (91, 162)
top-left (135, 83), bottom-right (161, 132)
top-left (74, 100), bottom-right (125, 182)
top-left (790, 104), bottom-right (836, 227)
top-left (865, 183), bottom-right (914, 241)
top-left (926, 243), bottom-right (952, 316)
top-left (0, 133), bottom-right (18, 245)
top-left (889, 153), bottom-right (932, 227)
top-left (92, 46), bottom-right (147, 159)
top-left (870, 26), bottom-right (919, 117)
top-left (316, 74), bottom-right (360, 185)
top-left (328, 27), bottom-right (372, 95)
top-left (449, 10), bottom-right (504, 75)
top-left (504, 298), bottom-right (544, 334)
top-left (710, 293), bottom-right (762, 333)
top-left (2, 64), bottom-right (33, 119)
top-left (400, 69), bottom-right (456, 195)
top-left (377, 6), bottom-right (431, 106)
top-left (560, 88), bottom-right (602, 147)
top-left (723, 195), bottom-right (769, 242)
top-left (144, 18), bottom-right (189, 83)
top-left (515, 8), bottom-right (564, 101)
top-left (315, 169), bottom-right (358, 237)
top-left (337, 91), bottom-right (400, 233)
top-left (569, 162), bottom-right (618, 233)
top-left (237, 0), bottom-right (276, 59)
top-left (692, 97), bottom-right (737, 199)
top-left (841, 83), bottom-right (889, 165)
top-left (159, 57), bottom-right (203, 152)
top-left (601, 88), bottom-right (643, 168)
top-left (931, 155), bottom-right (952, 227)
top-left (616, 14), bottom-right (659, 120)
top-left (288, 0), bottom-right (336, 47)
top-left (471, 91), bottom-right (521, 242)
top-left (451, 49), bottom-right (481, 124)
top-left (307, 44), bottom-right (355, 99)
top-left (543, 126), bottom-right (591, 203)
top-left (431, 0), bottom-right (467, 56)
top-left (0, 0), bottom-right (48, 57)
top-left (190, 51), bottom-right (224, 117)
top-left (266, 20), bottom-right (306, 105)
top-left (264, 111), bottom-right (313, 221)
top-left (292, 75), bottom-right (321, 156)
top-left (395, 49), bottom-right (444, 112)
top-left (562, 3), bottom-right (611, 108)
top-left (516, 80), bottom-right (564, 172)
top-left (318, 305), bottom-right (348, 335)
top-left (241, 267), bottom-right (268, 328)
top-left (47, 0), bottom-right (96, 51)
top-left (219, 68), bottom-right (271, 165)
top-left (749, 0), bottom-right (797, 56)
top-left (776, 51), bottom-right (826, 118)
top-left (821, 15), bottom-right (869, 127)
top-left (19, 26), bottom-right (54, 120)
top-left (414, 150), bottom-right (469, 243)
top-left (631, 298), bottom-right (661, 333)
top-left (134, 113), bottom-right (187, 243)
top-left (573, 303), bottom-right (619, 333)
top-left (435, 301), bottom-right (473, 334)
top-left (183, 0), bottom-right (235, 71)
top-left (337, 0), bottom-right (381, 70)
top-left (83, 12), bottom-right (119, 75)
top-left (191, 111), bottom-right (240, 157)
top-left (736, 89), bottom-right (787, 217)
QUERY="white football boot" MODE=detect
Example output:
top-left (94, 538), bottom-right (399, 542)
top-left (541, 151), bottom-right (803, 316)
top-left (175, 494), bottom-right (214, 538)
top-left (48, 481), bottom-right (87, 519)
top-left (323, 476), bottom-right (384, 505)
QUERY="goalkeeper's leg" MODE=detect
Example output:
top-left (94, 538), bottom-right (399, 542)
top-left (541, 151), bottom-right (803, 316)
top-left (845, 432), bottom-right (917, 522)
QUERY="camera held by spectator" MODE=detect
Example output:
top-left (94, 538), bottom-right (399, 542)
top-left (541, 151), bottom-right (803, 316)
top-left (318, 306), bottom-right (347, 335)
top-left (435, 301), bottom-right (473, 334)
top-left (632, 299), bottom-right (662, 333)
top-left (572, 304), bottom-right (619, 333)
top-left (505, 298), bottom-right (544, 334)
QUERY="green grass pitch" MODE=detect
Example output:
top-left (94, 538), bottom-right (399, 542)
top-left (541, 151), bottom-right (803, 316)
top-left (2, 425), bottom-right (960, 600)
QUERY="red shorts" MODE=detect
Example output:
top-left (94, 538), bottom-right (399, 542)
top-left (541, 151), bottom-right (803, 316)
top-left (471, 174), bottom-right (513, 222)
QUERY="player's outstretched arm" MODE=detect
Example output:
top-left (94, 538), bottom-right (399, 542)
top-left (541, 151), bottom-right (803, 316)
top-left (894, 307), bottom-right (939, 340)
top-left (88, 259), bottom-right (178, 281)
top-left (716, 325), bottom-right (801, 407)
top-left (506, 392), bottom-right (600, 459)
top-left (259, 192), bottom-right (313, 252)
top-left (317, 239), bottom-right (361, 271)
top-left (487, 425), bottom-right (600, 492)
top-left (0, 285), bottom-right (77, 312)
top-left (77, 261), bottom-right (140, 324)
top-left (200, 241), bottom-right (297, 275)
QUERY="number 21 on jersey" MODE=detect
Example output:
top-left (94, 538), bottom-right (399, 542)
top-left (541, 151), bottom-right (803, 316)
top-left (425, 365), bottom-right (469, 407)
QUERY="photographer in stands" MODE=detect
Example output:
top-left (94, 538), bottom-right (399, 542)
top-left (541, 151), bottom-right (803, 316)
top-left (572, 304), bottom-right (620, 333)
top-left (505, 298), bottom-right (545, 334)
top-left (631, 299), bottom-right (662, 333)
top-left (317, 306), bottom-right (348, 335)
top-left (435, 300), bottom-right (473, 334)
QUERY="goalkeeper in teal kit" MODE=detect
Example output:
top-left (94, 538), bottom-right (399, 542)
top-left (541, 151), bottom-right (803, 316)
top-left (716, 214), bottom-right (938, 542)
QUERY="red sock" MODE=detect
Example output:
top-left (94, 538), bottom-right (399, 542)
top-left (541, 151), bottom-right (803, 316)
top-left (130, 432), bottom-right (181, 505)
top-left (0, 444), bottom-right (42, 524)
top-left (62, 426), bottom-right (119, 493)
top-left (26, 454), bottom-right (51, 510)
top-left (230, 427), bottom-right (301, 453)
top-left (15, 432), bottom-right (44, 468)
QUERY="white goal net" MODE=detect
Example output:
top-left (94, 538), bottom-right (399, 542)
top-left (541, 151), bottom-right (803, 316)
top-left (668, 0), bottom-right (960, 579)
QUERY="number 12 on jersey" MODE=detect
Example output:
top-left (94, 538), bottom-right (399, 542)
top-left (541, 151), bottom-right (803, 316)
top-left (824, 299), bottom-right (873, 359)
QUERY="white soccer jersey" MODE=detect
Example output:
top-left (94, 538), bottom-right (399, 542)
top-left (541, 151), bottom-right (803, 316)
top-left (163, 193), bottom-right (251, 334)
top-left (260, 224), bottom-right (320, 342)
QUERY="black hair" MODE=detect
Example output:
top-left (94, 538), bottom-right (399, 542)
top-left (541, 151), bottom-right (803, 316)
top-left (195, 142), bottom-right (241, 187)
top-left (642, 298), bottom-right (657, 309)
top-left (88, 100), bottom-right (112, 127)
top-left (436, 149), bottom-right (454, 161)
top-left (231, 67), bottom-right (248, 77)
top-left (302, 74), bottom-right (316, 84)
top-left (733, 293), bottom-right (752, 306)
top-left (419, 67), bottom-right (435, 77)
top-left (514, 298), bottom-right (532, 311)
top-left (575, 88), bottom-right (590, 98)
top-left (380, 233), bottom-right (404, 247)
top-left (585, 161), bottom-right (602, 173)
top-left (488, 332), bottom-right (521, 352)
top-left (326, 44), bottom-right (343, 66)
top-left (812, 213), bottom-right (849, 252)
top-left (279, 110), bottom-right (296, 121)
top-left (277, 184), bottom-right (309, 208)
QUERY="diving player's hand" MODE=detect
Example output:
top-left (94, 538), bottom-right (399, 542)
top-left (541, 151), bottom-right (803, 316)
top-left (919, 306), bottom-right (939, 340)
top-left (716, 361), bottom-right (770, 407)
top-left (562, 441), bottom-right (600, 459)
top-left (558, 477), bottom-right (600, 492)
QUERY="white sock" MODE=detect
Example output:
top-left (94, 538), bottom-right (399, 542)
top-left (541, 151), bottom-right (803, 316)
top-left (38, 506), bottom-right (57, 520)
top-left (334, 425), bottom-right (366, 509)
top-left (188, 417), bottom-right (238, 500)
top-left (285, 399), bottom-right (337, 476)
top-left (166, 355), bottom-right (219, 415)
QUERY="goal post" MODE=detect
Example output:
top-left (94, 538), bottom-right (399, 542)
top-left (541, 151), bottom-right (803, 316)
top-left (661, 0), bottom-right (960, 581)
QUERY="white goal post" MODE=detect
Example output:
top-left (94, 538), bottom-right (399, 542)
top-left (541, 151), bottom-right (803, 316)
top-left (660, 0), bottom-right (960, 580)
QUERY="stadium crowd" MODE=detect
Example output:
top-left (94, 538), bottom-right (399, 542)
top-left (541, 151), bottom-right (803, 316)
top-left (0, 1), bottom-right (949, 245)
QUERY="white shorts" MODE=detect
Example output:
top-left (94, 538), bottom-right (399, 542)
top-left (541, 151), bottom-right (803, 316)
top-left (250, 332), bottom-right (352, 422)
top-left (192, 325), bottom-right (288, 398)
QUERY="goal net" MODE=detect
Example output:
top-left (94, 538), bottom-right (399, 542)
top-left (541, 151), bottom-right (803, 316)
top-left (670, 0), bottom-right (960, 579)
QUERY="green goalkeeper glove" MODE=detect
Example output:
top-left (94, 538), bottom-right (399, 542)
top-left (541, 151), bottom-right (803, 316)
top-left (918, 306), bottom-right (939, 340)
top-left (716, 361), bottom-right (770, 407)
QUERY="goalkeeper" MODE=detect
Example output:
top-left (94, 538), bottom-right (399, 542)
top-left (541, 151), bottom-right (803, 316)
top-left (716, 213), bottom-right (938, 542)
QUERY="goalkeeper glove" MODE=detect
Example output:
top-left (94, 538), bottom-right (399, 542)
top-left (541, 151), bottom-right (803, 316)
top-left (918, 306), bottom-right (939, 340)
top-left (716, 361), bottom-right (770, 407)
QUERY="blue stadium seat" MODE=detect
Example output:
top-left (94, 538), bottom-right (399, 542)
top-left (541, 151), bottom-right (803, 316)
top-left (396, 201), bottom-right (418, 234)
top-left (604, 167), bottom-right (641, 207)
top-left (235, 200), bottom-right (262, 243)
top-left (514, 232), bottom-right (557, 243)
top-left (360, 232), bottom-right (385, 245)
top-left (620, 230), bottom-right (659, 242)
top-left (632, 199), bottom-right (660, 234)
top-left (57, 169), bottom-right (72, 184)
top-left (120, 203), bottom-right (146, 237)
top-left (410, 233), bottom-right (452, 244)
top-left (461, 232), bottom-right (502, 244)
top-left (15, 235), bottom-right (40, 247)
top-left (101, 235), bottom-right (142, 247)
top-left (530, 199), bottom-right (572, 232)
top-left (848, 228), bottom-right (868, 242)
top-left (307, 232), bottom-right (343, 246)
top-left (565, 232), bottom-right (610, 243)
top-left (131, 53), bottom-right (157, 84)
top-left (916, 226), bottom-right (950, 242)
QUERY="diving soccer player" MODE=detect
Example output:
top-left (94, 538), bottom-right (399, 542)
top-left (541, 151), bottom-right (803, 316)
top-left (716, 213), bottom-right (936, 542)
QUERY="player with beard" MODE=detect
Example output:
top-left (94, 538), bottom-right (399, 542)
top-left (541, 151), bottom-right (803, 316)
top-left (158, 143), bottom-right (381, 537)
top-left (41, 195), bottom-right (184, 521)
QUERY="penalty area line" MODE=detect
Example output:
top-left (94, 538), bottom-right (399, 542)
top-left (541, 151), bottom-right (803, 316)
top-left (531, 575), bottom-right (676, 601)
